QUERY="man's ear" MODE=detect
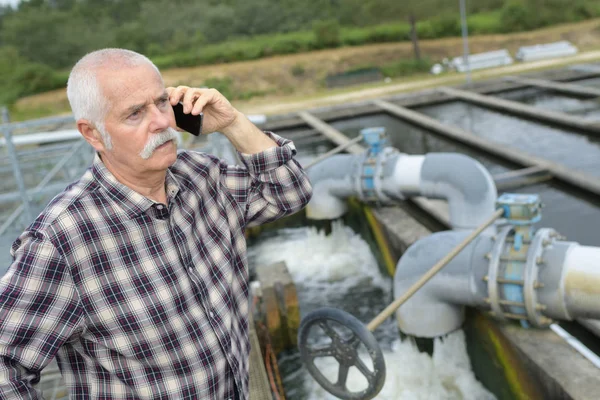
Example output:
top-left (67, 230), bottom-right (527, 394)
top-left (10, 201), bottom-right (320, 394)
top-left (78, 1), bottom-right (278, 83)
top-left (77, 119), bottom-right (105, 152)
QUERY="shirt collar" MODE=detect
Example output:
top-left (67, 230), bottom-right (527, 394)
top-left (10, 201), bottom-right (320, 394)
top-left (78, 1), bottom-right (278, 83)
top-left (90, 153), bottom-right (182, 217)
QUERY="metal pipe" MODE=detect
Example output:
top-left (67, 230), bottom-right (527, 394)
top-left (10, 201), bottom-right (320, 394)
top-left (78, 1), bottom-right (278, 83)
top-left (393, 229), bottom-right (494, 337)
top-left (552, 244), bottom-right (600, 319)
top-left (550, 324), bottom-right (600, 369)
top-left (367, 209), bottom-right (503, 331)
top-left (394, 224), bottom-right (600, 338)
top-left (0, 182), bottom-right (70, 204)
top-left (305, 154), bottom-right (358, 220)
top-left (416, 153), bottom-right (497, 230)
top-left (0, 129), bottom-right (82, 148)
top-left (307, 150), bottom-right (497, 231)
top-left (304, 135), bottom-right (363, 169)
top-left (1, 107), bottom-right (32, 222)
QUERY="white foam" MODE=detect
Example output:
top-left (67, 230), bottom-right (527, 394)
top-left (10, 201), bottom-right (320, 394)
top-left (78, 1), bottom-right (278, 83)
top-left (306, 330), bottom-right (496, 400)
top-left (248, 220), bottom-right (389, 291)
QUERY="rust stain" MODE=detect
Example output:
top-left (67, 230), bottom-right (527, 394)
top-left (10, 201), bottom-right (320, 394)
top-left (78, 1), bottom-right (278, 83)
top-left (565, 270), bottom-right (600, 295)
top-left (473, 312), bottom-right (544, 400)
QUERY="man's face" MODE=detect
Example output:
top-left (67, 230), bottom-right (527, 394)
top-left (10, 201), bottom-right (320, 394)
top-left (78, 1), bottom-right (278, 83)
top-left (96, 64), bottom-right (178, 175)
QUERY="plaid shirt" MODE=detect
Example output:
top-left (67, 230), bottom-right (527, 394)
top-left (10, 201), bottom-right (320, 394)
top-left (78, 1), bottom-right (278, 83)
top-left (0, 132), bottom-right (312, 399)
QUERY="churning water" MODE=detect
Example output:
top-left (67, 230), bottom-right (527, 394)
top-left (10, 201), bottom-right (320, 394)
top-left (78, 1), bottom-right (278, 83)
top-left (248, 222), bottom-right (495, 400)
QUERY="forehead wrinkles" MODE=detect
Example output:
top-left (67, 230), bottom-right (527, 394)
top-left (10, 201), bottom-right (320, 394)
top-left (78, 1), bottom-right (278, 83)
top-left (97, 66), bottom-right (164, 117)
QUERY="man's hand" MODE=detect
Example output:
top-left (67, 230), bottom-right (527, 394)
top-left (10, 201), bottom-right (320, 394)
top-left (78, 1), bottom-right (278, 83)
top-left (167, 86), bottom-right (240, 134)
top-left (167, 84), bottom-right (277, 154)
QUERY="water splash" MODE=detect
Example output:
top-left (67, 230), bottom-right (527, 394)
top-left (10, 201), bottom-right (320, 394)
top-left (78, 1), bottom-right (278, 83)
top-left (249, 222), bottom-right (496, 400)
top-left (306, 330), bottom-right (496, 400)
top-left (248, 220), bottom-right (389, 291)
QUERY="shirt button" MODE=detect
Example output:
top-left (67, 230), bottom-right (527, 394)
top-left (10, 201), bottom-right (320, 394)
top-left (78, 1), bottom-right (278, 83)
top-left (156, 205), bottom-right (164, 210)
top-left (209, 311), bottom-right (215, 318)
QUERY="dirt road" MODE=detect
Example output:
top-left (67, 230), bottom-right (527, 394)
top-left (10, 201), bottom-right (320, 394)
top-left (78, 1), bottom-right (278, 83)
top-left (236, 50), bottom-right (600, 116)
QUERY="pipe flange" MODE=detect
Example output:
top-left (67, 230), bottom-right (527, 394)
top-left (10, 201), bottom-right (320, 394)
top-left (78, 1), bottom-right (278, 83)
top-left (523, 228), bottom-right (555, 328)
top-left (357, 149), bottom-right (395, 204)
top-left (487, 225), bottom-right (513, 321)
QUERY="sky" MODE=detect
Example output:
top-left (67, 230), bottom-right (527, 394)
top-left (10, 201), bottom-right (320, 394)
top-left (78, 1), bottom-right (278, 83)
top-left (0, 0), bottom-right (19, 7)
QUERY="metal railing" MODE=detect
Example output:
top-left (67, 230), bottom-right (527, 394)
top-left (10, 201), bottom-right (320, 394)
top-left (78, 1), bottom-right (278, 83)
top-left (0, 109), bottom-right (92, 252)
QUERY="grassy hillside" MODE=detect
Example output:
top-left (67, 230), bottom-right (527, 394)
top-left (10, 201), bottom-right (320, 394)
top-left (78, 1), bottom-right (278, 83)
top-left (10, 18), bottom-right (600, 121)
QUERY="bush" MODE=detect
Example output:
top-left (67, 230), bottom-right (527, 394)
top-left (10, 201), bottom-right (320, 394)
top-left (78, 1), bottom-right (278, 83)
top-left (341, 27), bottom-right (373, 46)
top-left (13, 63), bottom-right (63, 96)
top-left (380, 58), bottom-right (432, 78)
top-left (291, 63), bottom-right (306, 77)
top-left (500, 1), bottom-right (539, 32)
top-left (366, 23), bottom-right (411, 42)
top-left (267, 32), bottom-right (314, 55)
top-left (468, 11), bottom-right (503, 34)
top-left (0, 46), bottom-right (66, 105)
top-left (313, 19), bottom-right (341, 48)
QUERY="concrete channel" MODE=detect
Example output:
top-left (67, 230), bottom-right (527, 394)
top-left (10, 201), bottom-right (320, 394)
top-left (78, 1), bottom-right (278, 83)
top-left (259, 65), bottom-right (600, 399)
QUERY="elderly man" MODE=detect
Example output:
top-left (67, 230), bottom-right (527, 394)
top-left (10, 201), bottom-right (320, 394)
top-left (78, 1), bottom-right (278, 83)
top-left (0, 48), bottom-right (312, 399)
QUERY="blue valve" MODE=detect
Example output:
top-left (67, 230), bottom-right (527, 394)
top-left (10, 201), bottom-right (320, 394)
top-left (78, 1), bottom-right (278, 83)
top-left (360, 127), bottom-right (388, 156)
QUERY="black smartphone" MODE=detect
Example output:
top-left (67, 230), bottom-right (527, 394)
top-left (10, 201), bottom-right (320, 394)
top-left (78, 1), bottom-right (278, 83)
top-left (172, 102), bottom-right (203, 136)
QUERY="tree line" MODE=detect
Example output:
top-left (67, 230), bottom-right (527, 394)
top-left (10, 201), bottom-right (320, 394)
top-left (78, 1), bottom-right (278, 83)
top-left (0, 0), bottom-right (599, 106)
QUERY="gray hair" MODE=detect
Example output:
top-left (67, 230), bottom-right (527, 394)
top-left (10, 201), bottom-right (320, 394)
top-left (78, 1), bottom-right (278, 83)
top-left (66, 48), bottom-right (162, 149)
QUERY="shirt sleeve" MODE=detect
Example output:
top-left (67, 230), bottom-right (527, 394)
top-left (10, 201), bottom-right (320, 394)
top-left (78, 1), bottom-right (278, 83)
top-left (0, 231), bottom-right (84, 399)
top-left (221, 131), bottom-right (313, 227)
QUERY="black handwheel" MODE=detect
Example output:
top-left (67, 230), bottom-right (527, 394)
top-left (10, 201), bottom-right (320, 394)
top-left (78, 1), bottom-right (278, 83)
top-left (297, 307), bottom-right (386, 400)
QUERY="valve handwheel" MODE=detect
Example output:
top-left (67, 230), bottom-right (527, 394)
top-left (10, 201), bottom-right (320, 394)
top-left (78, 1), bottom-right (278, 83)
top-left (298, 307), bottom-right (385, 400)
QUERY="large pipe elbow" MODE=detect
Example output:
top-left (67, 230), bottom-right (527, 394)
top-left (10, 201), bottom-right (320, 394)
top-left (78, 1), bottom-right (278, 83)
top-left (418, 153), bottom-right (498, 230)
top-left (393, 230), bottom-right (492, 338)
top-left (305, 154), bottom-right (361, 220)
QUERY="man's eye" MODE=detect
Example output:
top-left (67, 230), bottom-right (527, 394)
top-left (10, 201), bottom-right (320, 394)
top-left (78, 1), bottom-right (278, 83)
top-left (129, 110), bottom-right (142, 119)
top-left (158, 99), bottom-right (169, 108)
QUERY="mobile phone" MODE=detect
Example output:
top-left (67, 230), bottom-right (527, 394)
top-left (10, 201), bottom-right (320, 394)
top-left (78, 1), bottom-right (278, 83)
top-left (173, 102), bottom-right (203, 136)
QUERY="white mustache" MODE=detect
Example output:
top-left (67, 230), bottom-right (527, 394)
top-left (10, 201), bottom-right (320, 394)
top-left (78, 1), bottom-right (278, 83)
top-left (139, 128), bottom-right (179, 159)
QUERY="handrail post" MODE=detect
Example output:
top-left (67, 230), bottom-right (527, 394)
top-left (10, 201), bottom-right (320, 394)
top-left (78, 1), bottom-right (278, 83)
top-left (1, 107), bottom-right (33, 222)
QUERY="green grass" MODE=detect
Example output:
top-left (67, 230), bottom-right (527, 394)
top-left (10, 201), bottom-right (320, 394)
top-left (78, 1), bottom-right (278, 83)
top-left (469, 11), bottom-right (504, 34)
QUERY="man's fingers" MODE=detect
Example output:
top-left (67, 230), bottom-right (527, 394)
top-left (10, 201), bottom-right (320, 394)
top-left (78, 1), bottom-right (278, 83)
top-left (182, 89), bottom-right (199, 113)
top-left (168, 85), bottom-right (189, 106)
top-left (167, 86), bottom-right (221, 115)
top-left (191, 90), bottom-right (214, 115)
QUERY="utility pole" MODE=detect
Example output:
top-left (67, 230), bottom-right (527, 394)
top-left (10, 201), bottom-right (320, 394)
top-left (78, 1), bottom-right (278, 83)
top-left (459, 0), bottom-right (472, 84)
top-left (409, 13), bottom-right (421, 61)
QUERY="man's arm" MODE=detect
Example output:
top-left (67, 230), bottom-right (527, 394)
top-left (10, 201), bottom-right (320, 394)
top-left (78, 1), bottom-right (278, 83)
top-left (0, 232), bottom-right (84, 399)
top-left (231, 130), bottom-right (312, 227)
top-left (221, 110), bottom-right (277, 154)
top-left (168, 85), bottom-right (313, 226)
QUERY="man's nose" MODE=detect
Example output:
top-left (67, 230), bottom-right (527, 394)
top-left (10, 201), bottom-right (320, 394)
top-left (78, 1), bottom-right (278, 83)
top-left (148, 104), bottom-right (171, 133)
